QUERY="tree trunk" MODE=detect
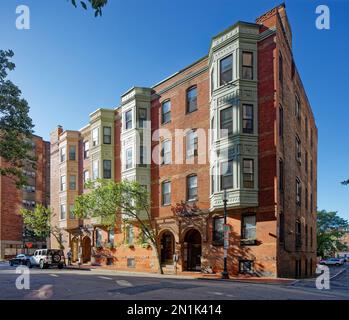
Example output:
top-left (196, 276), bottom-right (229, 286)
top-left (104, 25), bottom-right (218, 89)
top-left (152, 241), bottom-right (163, 274)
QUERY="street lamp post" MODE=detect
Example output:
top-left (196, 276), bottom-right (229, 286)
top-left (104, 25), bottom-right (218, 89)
top-left (221, 189), bottom-right (229, 279)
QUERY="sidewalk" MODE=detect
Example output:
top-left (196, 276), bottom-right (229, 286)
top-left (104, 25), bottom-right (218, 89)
top-left (65, 263), bottom-right (296, 284)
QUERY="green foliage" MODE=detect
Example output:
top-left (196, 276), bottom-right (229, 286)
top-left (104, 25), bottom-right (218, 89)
top-left (20, 204), bottom-right (65, 249)
top-left (70, 0), bottom-right (108, 17)
top-left (0, 50), bottom-right (35, 187)
top-left (317, 210), bottom-right (349, 258)
top-left (341, 179), bottom-right (349, 186)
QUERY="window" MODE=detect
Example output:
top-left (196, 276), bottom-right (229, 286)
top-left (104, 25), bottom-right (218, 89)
top-left (161, 140), bottom-right (171, 165)
top-left (295, 95), bottom-right (301, 120)
top-left (139, 146), bottom-right (146, 167)
top-left (162, 100), bottom-right (171, 124)
top-left (187, 175), bottom-right (198, 201)
top-left (60, 175), bottom-right (66, 191)
top-left (108, 229), bottom-right (114, 245)
top-left (69, 175), bottom-right (76, 190)
top-left (103, 126), bottom-right (111, 144)
top-left (125, 110), bottom-right (133, 130)
top-left (242, 104), bottom-right (253, 134)
top-left (211, 165), bottom-right (216, 194)
top-left (220, 107), bottom-right (233, 136)
top-left (296, 178), bottom-right (302, 206)
top-left (220, 54), bottom-right (233, 85)
top-left (305, 117), bottom-right (308, 141)
top-left (186, 130), bottom-right (198, 158)
top-left (69, 146), bottom-right (76, 161)
top-left (239, 260), bottom-right (253, 273)
top-left (242, 52), bottom-right (253, 80)
top-left (296, 220), bottom-right (302, 249)
top-left (310, 159), bottom-right (313, 181)
top-left (186, 86), bottom-right (197, 113)
top-left (305, 152), bottom-right (308, 173)
top-left (211, 117), bottom-right (215, 144)
top-left (211, 68), bottom-right (214, 95)
top-left (279, 52), bottom-right (283, 83)
top-left (83, 141), bottom-right (89, 159)
top-left (103, 160), bottom-right (111, 179)
top-left (126, 225), bottom-right (134, 245)
top-left (92, 160), bottom-right (99, 180)
top-left (305, 187), bottom-right (308, 210)
top-left (279, 105), bottom-right (283, 137)
top-left (162, 181), bottom-right (171, 205)
top-left (69, 205), bottom-right (75, 219)
top-left (220, 160), bottom-right (233, 190)
top-left (126, 148), bottom-right (133, 169)
top-left (60, 204), bottom-right (66, 220)
top-left (279, 158), bottom-right (284, 193)
top-left (212, 216), bottom-right (224, 245)
top-left (138, 108), bottom-right (147, 128)
top-left (92, 127), bottom-right (99, 147)
top-left (305, 225), bottom-right (308, 248)
top-left (310, 192), bottom-right (313, 213)
top-left (279, 212), bottom-right (285, 243)
top-left (60, 147), bottom-right (66, 162)
top-left (243, 159), bottom-right (254, 189)
top-left (241, 214), bottom-right (256, 244)
top-left (83, 170), bottom-right (89, 184)
top-left (96, 229), bottom-right (102, 247)
top-left (296, 136), bottom-right (301, 162)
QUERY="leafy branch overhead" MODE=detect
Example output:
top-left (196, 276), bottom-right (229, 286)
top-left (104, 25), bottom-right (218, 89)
top-left (0, 50), bottom-right (35, 187)
top-left (70, 0), bottom-right (108, 17)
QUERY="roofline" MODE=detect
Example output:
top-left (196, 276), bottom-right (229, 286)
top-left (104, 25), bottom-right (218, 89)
top-left (211, 20), bottom-right (260, 41)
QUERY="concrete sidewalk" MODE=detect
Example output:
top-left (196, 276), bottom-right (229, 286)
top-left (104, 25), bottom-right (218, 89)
top-left (65, 263), bottom-right (296, 284)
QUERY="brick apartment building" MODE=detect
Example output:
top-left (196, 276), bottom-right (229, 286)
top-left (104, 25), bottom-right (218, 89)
top-left (0, 135), bottom-right (50, 259)
top-left (50, 4), bottom-right (317, 278)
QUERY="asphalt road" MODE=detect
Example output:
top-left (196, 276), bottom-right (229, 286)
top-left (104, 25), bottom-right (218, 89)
top-left (0, 262), bottom-right (348, 300)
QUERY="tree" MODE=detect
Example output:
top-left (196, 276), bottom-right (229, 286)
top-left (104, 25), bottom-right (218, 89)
top-left (0, 50), bottom-right (35, 187)
top-left (20, 204), bottom-right (65, 249)
top-left (317, 210), bottom-right (349, 258)
top-left (341, 180), bottom-right (349, 186)
top-left (73, 179), bottom-right (163, 273)
top-left (69, 0), bottom-right (108, 17)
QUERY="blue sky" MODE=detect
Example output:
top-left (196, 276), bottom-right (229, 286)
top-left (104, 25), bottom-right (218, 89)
top-left (1, 0), bottom-right (348, 219)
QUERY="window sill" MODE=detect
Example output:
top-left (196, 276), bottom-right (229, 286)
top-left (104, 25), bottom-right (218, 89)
top-left (212, 241), bottom-right (224, 247)
top-left (240, 239), bottom-right (257, 246)
top-left (186, 109), bottom-right (198, 115)
top-left (161, 120), bottom-right (171, 126)
top-left (161, 204), bottom-right (171, 207)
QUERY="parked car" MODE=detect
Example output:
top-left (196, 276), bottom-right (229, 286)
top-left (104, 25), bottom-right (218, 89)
top-left (319, 258), bottom-right (344, 266)
top-left (9, 254), bottom-right (31, 267)
top-left (29, 249), bottom-right (66, 269)
top-left (338, 256), bottom-right (348, 262)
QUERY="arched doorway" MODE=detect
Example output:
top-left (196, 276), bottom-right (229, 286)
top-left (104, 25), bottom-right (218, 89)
top-left (82, 236), bottom-right (91, 263)
top-left (71, 237), bottom-right (78, 262)
top-left (160, 231), bottom-right (175, 264)
top-left (184, 229), bottom-right (202, 271)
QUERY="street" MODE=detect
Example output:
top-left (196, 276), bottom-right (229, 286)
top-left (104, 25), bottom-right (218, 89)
top-left (0, 262), bottom-right (348, 300)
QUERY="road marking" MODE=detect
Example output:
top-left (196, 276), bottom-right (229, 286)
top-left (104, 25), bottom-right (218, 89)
top-left (49, 274), bottom-right (59, 277)
top-left (212, 292), bottom-right (223, 295)
top-left (99, 276), bottom-right (113, 280)
top-left (116, 280), bottom-right (133, 287)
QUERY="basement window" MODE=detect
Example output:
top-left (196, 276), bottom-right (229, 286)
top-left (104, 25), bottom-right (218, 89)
top-left (127, 258), bottom-right (135, 268)
top-left (239, 260), bottom-right (253, 274)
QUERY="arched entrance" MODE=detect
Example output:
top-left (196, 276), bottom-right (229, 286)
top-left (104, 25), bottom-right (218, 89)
top-left (71, 237), bottom-right (79, 262)
top-left (82, 236), bottom-right (91, 263)
top-left (160, 231), bottom-right (175, 264)
top-left (184, 229), bottom-right (202, 271)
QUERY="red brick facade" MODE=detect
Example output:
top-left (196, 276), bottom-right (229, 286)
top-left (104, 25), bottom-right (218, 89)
top-left (50, 4), bottom-right (317, 278)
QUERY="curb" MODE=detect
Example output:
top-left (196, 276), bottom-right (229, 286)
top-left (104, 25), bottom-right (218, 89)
top-left (197, 277), bottom-right (296, 286)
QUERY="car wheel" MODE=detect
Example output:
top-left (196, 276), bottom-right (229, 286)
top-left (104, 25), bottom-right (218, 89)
top-left (26, 260), bottom-right (32, 268)
top-left (336, 263), bottom-right (340, 266)
top-left (39, 260), bottom-right (46, 269)
top-left (9, 261), bottom-right (13, 267)
top-left (58, 264), bottom-right (63, 269)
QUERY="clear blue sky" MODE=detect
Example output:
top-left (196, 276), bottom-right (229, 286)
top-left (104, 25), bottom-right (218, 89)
top-left (1, 0), bottom-right (348, 219)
